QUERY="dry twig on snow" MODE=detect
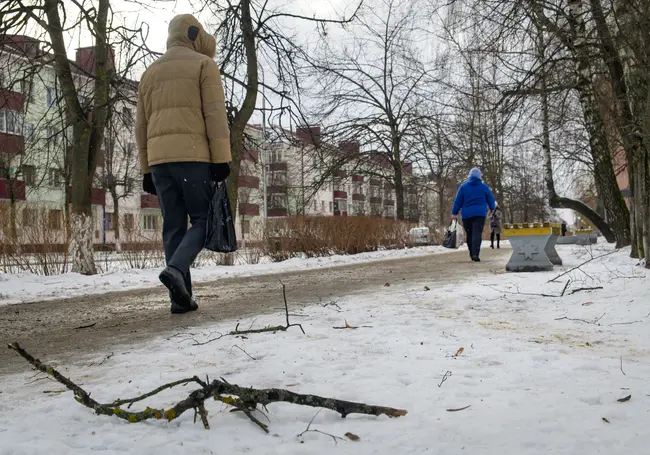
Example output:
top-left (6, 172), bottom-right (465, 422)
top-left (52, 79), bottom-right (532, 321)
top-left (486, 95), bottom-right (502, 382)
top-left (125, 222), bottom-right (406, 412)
top-left (229, 283), bottom-right (305, 335)
top-left (8, 343), bottom-right (407, 432)
top-left (547, 250), bottom-right (618, 283)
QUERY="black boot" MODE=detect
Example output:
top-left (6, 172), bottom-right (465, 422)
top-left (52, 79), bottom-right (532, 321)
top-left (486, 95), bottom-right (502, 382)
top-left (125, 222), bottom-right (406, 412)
top-left (159, 266), bottom-right (192, 310)
top-left (170, 270), bottom-right (198, 314)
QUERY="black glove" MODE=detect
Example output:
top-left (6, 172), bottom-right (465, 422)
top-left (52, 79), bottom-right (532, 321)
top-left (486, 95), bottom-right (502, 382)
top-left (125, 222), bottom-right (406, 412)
top-left (142, 173), bottom-right (157, 195)
top-left (210, 163), bottom-right (230, 182)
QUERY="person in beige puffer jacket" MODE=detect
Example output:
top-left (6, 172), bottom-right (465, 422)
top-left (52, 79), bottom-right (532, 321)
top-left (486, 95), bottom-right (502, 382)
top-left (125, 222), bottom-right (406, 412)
top-left (136, 14), bottom-right (231, 314)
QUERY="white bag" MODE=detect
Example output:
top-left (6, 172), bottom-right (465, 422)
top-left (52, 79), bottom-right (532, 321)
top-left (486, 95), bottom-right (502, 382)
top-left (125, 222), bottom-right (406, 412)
top-left (454, 220), bottom-right (465, 248)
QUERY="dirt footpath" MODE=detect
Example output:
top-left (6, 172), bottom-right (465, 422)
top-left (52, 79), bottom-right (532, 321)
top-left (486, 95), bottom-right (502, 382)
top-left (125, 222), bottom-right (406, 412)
top-left (0, 248), bottom-right (510, 375)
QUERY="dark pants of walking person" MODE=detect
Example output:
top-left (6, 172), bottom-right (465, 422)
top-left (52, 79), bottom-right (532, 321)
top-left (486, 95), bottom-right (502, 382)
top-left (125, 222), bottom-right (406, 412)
top-left (490, 231), bottom-right (500, 249)
top-left (463, 216), bottom-right (486, 261)
top-left (152, 162), bottom-right (212, 312)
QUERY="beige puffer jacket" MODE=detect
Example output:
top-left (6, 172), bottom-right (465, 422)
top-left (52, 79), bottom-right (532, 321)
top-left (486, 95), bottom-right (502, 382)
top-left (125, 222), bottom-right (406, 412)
top-left (136, 14), bottom-right (231, 174)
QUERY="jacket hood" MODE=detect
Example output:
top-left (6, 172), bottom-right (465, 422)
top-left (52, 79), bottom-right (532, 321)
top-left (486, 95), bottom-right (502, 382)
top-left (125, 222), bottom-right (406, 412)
top-left (467, 175), bottom-right (483, 185)
top-left (166, 14), bottom-right (216, 59)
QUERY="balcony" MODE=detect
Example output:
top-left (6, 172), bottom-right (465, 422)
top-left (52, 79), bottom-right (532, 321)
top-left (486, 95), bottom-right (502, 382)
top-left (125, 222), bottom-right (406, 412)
top-left (140, 193), bottom-right (160, 209)
top-left (333, 190), bottom-right (347, 199)
top-left (239, 202), bottom-right (260, 216)
top-left (352, 175), bottom-right (364, 182)
top-left (238, 175), bottom-right (260, 189)
top-left (269, 162), bottom-right (287, 171)
top-left (333, 170), bottom-right (346, 178)
top-left (239, 203), bottom-right (260, 216)
top-left (369, 196), bottom-right (382, 204)
top-left (352, 193), bottom-right (365, 201)
top-left (0, 90), bottom-right (25, 111)
top-left (0, 179), bottom-right (26, 200)
top-left (66, 186), bottom-right (106, 205)
top-left (242, 148), bottom-right (259, 162)
top-left (267, 207), bottom-right (288, 217)
top-left (267, 185), bottom-right (288, 194)
top-left (0, 134), bottom-right (25, 155)
top-left (383, 199), bottom-right (395, 206)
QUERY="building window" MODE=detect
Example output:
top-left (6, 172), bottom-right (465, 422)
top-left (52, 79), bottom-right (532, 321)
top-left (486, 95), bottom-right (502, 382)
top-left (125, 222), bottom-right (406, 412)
top-left (242, 219), bottom-right (251, 235)
top-left (352, 200), bottom-right (364, 216)
top-left (385, 205), bottom-right (395, 218)
top-left (334, 199), bottom-right (347, 213)
top-left (268, 194), bottom-right (287, 209)
top-left (22, 208), bottom-right (36, 227)
top-left (124, 213), bottom-right (134, 231)
top-left (333, 177), bottom-right (345, 192)
top-left (23, 123), bottom-right (36, 141)
top-left (142, 213), bottom-right (159, 231)
top-left (21, 79), bottom-right (34, 102)
top-left (22, 165), bottom-right (36, 186)
top-left (46, 126), bottom-right (58, 139)
top-left (384, 185), bottom-right (393, 199)
top-left (0, 109), bottom-right (23, 135)
top-left (329, 201), bottom-right (333, 212)
top-left (105, 212), bottom-right (115, 231)
top-left (48, 168), bottom-right (62, 187)
top-left (46, 87), bottom-right (57, 107)
top-left (48, 210), bottom-right (63, 229)
top-left (371, 203), bottom-right (382, 216)
top-left (370, 184), bottom-right (380, 198)
top-left (268, 170), bottom-right (287, 186)
top-left (269, 148), bottom-right (283, 163)
top-left (321, 201), bottom-right (325, 212)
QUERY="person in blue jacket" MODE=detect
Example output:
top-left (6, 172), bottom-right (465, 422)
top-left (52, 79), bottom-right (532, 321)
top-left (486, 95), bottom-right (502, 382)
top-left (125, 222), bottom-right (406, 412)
top-left (451, 168), bottom-right (496, 262)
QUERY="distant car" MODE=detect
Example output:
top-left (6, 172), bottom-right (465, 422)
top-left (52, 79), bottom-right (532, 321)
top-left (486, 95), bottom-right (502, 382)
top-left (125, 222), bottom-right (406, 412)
top-left (409, 227), bottom-right (430, 245)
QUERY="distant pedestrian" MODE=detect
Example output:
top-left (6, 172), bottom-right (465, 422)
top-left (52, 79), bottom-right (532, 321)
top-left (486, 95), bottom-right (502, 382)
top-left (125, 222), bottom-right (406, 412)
top-left (489, 206), bottom-right (502, 249)
top-left (451, 168), bottom-right (497, 262)
top-left (560, 219), bottom-right (567, 237)
top-left (136, 14), bottom-right (232, 314)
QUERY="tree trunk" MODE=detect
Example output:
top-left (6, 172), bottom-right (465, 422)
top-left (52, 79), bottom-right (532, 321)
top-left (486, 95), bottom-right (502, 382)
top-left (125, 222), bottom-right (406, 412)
top-left (535, 12), bottom-right (618, 243)
top-left (111, 190), bottom-right (121, 252)
top-left (588, 0), bottom-right (645, 257)
top-left (227, 0), bottom-right (258, 216)
top-left (567, 0), bottom-right (630, 247)
top-left (43, 0), bottom-right (112, 275)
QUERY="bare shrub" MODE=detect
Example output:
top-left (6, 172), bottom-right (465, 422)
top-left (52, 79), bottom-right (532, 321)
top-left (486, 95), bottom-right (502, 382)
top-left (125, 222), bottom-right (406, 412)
top-left (0, 202), bottom-right (70, 275)
top-left (119, 225), bottom-right (165, 270)
top-left (263, 216), bottom-right (410, 261)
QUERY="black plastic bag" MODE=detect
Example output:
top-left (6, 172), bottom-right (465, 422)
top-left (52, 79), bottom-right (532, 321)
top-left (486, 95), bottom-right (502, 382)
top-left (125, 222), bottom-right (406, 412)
top-left (442, 220), bottom-right (458, 249)
top-left (205, 182), bottom-right (238, 253)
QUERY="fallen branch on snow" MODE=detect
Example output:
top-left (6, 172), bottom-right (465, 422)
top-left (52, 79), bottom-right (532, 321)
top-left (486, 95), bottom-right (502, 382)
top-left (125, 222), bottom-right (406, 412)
top-left (8, 343), bottom-right (407, 432)
top-left (229, 283), bottom-right (305, 336)
top-left (555, 312), bottom-right (606, 325)
top-left (548, 250), bottom-right (618, 283)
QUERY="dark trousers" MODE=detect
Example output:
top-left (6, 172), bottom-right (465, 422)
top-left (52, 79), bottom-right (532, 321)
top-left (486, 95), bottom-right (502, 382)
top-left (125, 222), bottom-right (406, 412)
top-left (463, 216), bottom-right (486, 258)
top-left (152, 162), bottom-right (212, 295)
top-left (490, 231), bottom-right (500, 247)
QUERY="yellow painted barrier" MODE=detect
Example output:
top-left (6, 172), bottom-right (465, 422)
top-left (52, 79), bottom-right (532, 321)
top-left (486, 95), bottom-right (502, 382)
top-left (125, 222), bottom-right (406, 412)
top-left (503, 223), bottom-right (561, 237)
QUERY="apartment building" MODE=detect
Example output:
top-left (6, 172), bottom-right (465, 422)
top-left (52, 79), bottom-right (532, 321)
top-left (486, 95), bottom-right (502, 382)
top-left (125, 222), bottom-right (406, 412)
top-left (2, 35), bottom-right (438, 250)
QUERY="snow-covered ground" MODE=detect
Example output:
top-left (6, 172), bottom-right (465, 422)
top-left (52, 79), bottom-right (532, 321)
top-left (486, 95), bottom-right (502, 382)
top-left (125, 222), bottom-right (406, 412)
top-left (1, 244), bottom-right (649, 455)
top-left (0, 245), bottom-right (453, 306)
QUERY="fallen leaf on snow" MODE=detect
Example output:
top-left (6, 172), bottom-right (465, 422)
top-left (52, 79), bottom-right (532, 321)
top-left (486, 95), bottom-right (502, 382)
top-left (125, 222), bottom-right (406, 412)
top-left (602, 417), bottom-right (610, 423)
top-left (285, 383), bottom-right (299, 387)
top-left (446, 405), bottom-right (471, 412)
top-left (617, 395), bottom-right (631, 403)
top-left (582, 302), bottom-right (594, 306)
top-left (345, 319), bottom-right (357, 329)
top-left (424, 286), bottom-right (430, 291)
top-left (454, 347), bottom-right (464, 357)
top-left (384, 283), bottom-right (390, 287)
top-left (345, 432), bottom-right (360, 441)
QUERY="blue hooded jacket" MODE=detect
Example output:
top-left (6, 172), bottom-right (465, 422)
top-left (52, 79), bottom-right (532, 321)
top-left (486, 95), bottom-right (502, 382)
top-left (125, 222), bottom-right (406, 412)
top-left (451, 176), bottom-right (497, 220)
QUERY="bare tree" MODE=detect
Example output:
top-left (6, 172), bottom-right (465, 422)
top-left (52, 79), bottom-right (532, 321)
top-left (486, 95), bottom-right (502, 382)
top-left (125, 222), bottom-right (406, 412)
top-left (305, 0), bottom-right (434, 220)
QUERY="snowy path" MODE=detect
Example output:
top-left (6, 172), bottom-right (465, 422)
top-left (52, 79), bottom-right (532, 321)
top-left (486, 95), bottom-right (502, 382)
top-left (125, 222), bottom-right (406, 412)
top-left (0, 246), bottom-right (508, 375)
top-left (1, 244), bottom-right (649, 455)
